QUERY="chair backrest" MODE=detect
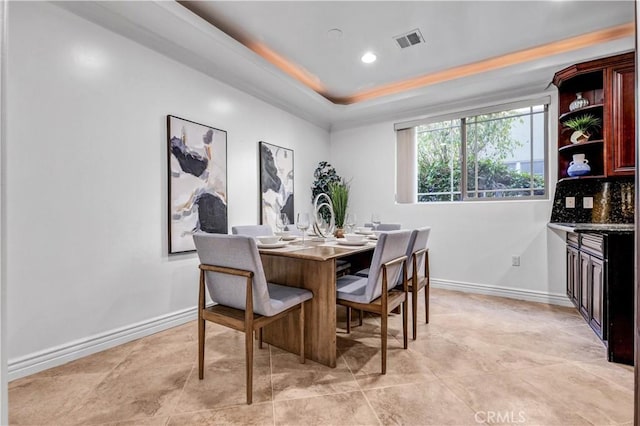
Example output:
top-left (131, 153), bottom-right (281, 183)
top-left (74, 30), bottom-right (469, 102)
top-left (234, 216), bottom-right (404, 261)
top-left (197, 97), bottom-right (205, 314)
top-left (193, 233), bottom-right (275, 316)
top-left (402, 227), bottom-right (431, 282)
top-left (365, 222), bottom-right (402, 231)
top-left (364, 230), bottom-right (412, 302)
top-left (231, 225), bottom-right (273, 238)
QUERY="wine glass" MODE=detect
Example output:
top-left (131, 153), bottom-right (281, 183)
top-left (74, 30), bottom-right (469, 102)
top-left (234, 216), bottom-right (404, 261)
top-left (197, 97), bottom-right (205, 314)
top-left (345, 213), bottom-right (357, 233)
top-left (296, 213), bottom-right (310, 246)
top-left (371, 213), bottom-right (381, 231)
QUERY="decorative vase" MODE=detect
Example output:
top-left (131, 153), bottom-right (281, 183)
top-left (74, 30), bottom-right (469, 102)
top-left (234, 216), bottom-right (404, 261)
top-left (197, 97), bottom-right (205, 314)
top-left (570, 130), bottom-right (590, 144)
top-left (334, 227), bottom-right (345, 238)
top-left (567, 153), bottom-right (591, 177)
top-left (569, 92), bottom-right (589, 111)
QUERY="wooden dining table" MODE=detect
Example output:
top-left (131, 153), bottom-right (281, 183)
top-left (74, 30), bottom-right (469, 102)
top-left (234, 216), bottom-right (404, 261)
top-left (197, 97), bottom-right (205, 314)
top-left (258, 239), bottom-right (375, 367)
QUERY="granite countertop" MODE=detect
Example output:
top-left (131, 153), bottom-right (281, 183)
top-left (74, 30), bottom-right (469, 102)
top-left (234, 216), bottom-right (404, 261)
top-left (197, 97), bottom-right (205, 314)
top-left (548, 222), bottom-right (635, 233)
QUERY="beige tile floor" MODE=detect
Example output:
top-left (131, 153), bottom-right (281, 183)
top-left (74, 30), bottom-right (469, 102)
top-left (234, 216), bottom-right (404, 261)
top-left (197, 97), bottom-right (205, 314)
top-left (9, 288), bottom-right (634, 425)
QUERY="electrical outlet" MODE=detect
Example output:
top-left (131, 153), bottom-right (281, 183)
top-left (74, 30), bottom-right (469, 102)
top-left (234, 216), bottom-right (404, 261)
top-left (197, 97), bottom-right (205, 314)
top-left (583, 197), bottom-right (593, 209)
top-left (511, 255), bottom-right (520, 266)
top-left (565, 197), bottom-right (575, 208)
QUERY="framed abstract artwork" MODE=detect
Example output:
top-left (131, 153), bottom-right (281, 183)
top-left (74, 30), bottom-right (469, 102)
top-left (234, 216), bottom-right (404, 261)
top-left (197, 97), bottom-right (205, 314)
top-left (167, 115), bottom-right (228, 254)
top-left (259, 141), bottom-right (294, 230)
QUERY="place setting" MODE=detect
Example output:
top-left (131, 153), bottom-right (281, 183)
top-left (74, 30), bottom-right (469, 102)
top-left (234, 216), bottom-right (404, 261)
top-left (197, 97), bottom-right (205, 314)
top-left (255, 235), bottom-right (289, 249)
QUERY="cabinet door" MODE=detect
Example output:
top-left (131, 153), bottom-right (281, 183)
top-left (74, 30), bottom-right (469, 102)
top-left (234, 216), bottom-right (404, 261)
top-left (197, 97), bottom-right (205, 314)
top-left (609, 65), bottom-right (635, 175)
top-left (566, 245), bottom-right (579, 307)
top-left (579, 252), bottom-right (590, 320)
top-left (589, 256), bottom-right (605, 339)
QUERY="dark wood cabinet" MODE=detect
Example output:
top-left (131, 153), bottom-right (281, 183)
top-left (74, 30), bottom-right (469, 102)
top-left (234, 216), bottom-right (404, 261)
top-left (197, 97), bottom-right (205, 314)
top-left (566, 244), bottom-right (579, 306)
top-left (589, 255), bottom-right (604, 337)
top-left (553, 52), bottom-right (635, 181)
top-left (609, 64), bottom-right (635, 175)
top-left (565, 231), bottom-right (633, 364)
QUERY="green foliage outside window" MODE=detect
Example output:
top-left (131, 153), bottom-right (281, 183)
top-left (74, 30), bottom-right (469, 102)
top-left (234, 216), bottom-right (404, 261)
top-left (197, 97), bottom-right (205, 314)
top-left (417, 110), bottom-right (545, 202)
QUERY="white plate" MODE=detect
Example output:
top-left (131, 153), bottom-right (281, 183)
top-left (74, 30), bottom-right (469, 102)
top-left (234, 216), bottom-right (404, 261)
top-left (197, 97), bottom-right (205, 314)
top-left (257, 242), bottom-right (288, 249)
top-left (367, 235), bottom-right (378, 240)
top-left (355, 230), bottom-right (374, 235)
top-left (281, 235), bottom-right (297, 241)
top-left (336, 239), bottom-right (367, 246)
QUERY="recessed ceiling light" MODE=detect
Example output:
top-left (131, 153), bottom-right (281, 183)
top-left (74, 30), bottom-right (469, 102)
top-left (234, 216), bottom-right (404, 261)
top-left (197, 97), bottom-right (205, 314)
top-left (327, 28), bottom-right (343, 39)
top-left (361, 52), bottom-right (377, 64)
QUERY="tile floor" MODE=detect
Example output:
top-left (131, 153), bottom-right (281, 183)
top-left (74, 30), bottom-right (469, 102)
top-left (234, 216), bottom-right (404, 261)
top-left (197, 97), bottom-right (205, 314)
top-left (9, 288), bottom-right (634, 425)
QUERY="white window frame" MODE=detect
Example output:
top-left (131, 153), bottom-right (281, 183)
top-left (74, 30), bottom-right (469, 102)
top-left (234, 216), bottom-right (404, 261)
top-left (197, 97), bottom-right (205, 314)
top-left (396, 96), bottom-right (550, 203)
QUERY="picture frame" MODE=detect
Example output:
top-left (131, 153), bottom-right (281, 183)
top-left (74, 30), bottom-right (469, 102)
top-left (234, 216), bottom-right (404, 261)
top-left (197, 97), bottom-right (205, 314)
top-left (259, 141), bottom-right (294, 230)
top-left (167, 115), bottom-right (228, 254)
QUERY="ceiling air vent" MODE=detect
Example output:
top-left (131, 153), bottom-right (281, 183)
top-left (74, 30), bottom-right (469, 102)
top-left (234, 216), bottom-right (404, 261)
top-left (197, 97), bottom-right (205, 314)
top-left (394, 29), bottom-right (424, 49)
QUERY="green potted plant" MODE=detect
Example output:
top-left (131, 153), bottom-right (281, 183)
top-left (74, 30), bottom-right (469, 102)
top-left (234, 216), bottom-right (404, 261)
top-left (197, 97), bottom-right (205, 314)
top-left (328, 179), bottom-right (349, 237)
top-left (563, 114), bottom-right (602, 144)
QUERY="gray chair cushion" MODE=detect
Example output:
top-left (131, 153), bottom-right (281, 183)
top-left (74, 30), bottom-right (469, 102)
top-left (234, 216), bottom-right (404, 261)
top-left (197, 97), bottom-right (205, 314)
top-left (405, 227), bottom-right (431, 282)
top-left (354, 268), bottom-right (369, 278)
top-left (193, 233), bottom-right (311, 317)
top-left (336, 275), bottom-right (369, 303)
top-left (231, 225), bottom-right (273, 238)
top-left (267, 283), bottom-right (313, 313)
top-left (337, 230), bottom-right (412, 304)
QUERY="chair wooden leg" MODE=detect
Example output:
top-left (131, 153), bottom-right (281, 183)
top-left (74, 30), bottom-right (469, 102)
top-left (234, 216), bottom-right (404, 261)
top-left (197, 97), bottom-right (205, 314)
top-left (258, 328), bottom-right (263, 349)
top-left (346, 306), bottom-right (351, 333)
top-left (402, 300), bottom-right (408, 349)
top-left (381, 310), bottom-right (388, 375)
top-left (358, 309), bottom-right (363, 326)
top-left (299, 303), bottom-right (305, 364)
top-left (425, 283), bottom-right (430, 324)
top-left (198, 316), bottom-right (205, 380)
top-left (245, 327), bottom-right (253, 405)
top-left (412, 288), bottom-right (418, 340)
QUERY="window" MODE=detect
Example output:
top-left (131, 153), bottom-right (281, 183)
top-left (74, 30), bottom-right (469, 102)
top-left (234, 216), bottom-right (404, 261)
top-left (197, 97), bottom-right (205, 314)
top-left (397, 100), bottom-right (548, 203)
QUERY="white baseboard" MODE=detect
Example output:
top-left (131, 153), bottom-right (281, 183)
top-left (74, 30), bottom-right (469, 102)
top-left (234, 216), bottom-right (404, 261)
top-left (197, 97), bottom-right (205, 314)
top-left (8, 307), bottom-right (198, 381)
top-left (431, 278), bottom-right (573, 307)
top-left (8, 280), bottom-right (572, 380)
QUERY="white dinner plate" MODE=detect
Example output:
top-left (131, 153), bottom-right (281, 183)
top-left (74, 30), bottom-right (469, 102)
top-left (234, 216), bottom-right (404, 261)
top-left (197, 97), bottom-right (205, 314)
top-left (355, 230), bottom-right (374, 235)
top-left (336, 239), bottom-right (367, 246)
top-left (257, 242), bottom-right (288, 249)
top-left (367, 235), bottom-right (378, 240)
top-left (281, 235), bottom-right (297, 241)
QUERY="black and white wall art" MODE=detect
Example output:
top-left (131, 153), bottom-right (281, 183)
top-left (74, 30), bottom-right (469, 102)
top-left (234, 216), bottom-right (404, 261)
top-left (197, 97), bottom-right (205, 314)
top-left (167, 115), bottom-right (228, 254)
top-left (259, 141), bottom-right (294, 229)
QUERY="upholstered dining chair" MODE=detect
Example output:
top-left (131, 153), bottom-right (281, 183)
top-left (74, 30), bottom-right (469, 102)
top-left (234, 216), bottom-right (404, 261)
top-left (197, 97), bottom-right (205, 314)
top-left (364, 223), bottom-right (402, 231)
top-left (405, 227), bottom-right (431, 339)
top-left (336, 230), bottom-right (412, 374)
top-left (231, 224), bottom-right (273, 237)
top-left (193, 233), bottom-right (313, 404)
top-left (355, 227), bottom-right (431, 339)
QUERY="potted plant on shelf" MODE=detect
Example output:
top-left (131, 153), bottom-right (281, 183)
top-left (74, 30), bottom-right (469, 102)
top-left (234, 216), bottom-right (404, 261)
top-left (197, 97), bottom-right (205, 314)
top-left (563, 114), bottom-right (602, 144)
top-left (329, 179), bottom-right (349, 238)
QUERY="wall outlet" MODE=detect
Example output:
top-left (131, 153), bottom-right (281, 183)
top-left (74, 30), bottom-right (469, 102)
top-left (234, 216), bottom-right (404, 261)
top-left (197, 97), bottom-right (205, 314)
top-left (565, 197), bottom-right (575, 208)
top-left (583, 197), bottom-right (593, 209)
top-left (511, 255), bottom-right (520, 266)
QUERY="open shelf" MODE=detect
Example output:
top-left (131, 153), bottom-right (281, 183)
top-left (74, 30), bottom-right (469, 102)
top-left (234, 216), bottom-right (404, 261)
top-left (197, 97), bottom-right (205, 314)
top-left (558, 175), bottom-right (606, 183)
top-left (558, 139), bottom-right (604, 154)
top-left (559, 104), bottom-right (604, 122)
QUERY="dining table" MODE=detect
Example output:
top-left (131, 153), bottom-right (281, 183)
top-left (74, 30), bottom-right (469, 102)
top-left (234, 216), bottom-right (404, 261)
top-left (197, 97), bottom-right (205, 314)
top-left (258, 236), bottom-right (376, 368)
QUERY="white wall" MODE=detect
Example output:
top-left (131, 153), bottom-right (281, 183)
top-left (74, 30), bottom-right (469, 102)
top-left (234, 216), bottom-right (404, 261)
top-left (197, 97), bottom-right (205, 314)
top-left (330, 95), bottom-right (568, 305)
top-left (0, 0), bottom-right (7, 421)
top-left (6, 2), bottom-right (329, 378)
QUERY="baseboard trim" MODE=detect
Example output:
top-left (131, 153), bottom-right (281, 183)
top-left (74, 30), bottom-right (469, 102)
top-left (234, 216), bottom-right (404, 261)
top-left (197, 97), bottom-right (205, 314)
top-left (431, 278), bottom-right (573, 307)
top-left (8, 307), bottom-right (198, 381)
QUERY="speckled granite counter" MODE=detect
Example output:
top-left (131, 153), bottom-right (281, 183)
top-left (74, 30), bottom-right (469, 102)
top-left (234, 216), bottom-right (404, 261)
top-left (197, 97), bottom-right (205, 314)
top-left (548, 222), bottom-right (634, 233)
